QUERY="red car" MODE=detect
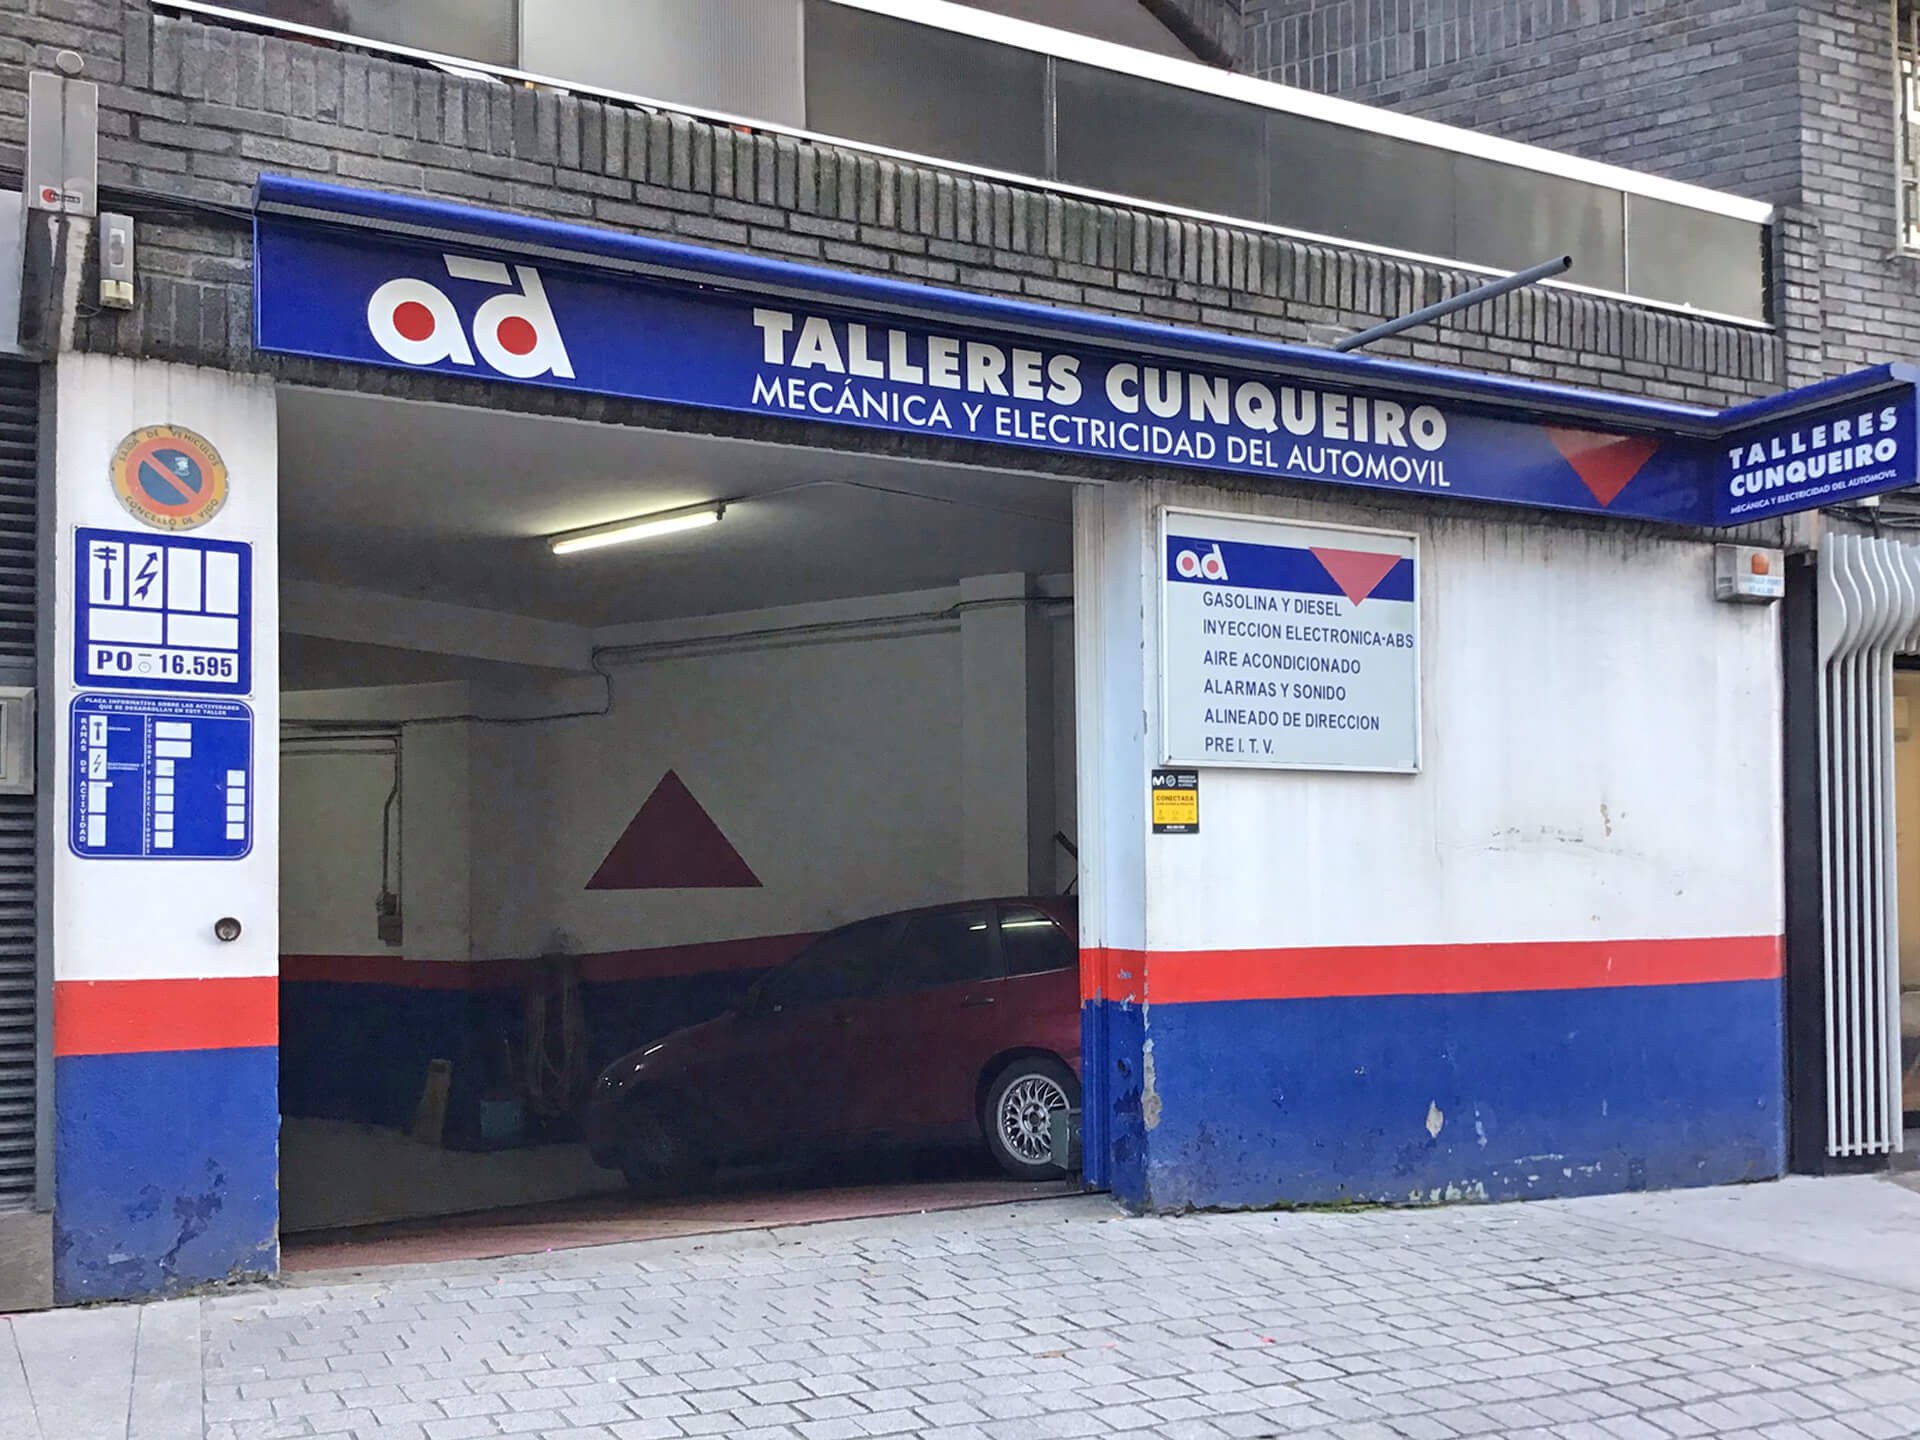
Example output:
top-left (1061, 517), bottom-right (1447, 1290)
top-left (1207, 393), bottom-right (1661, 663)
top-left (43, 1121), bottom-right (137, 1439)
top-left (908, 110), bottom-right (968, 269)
top-left (586, 897), bottom-right (1082, 1186)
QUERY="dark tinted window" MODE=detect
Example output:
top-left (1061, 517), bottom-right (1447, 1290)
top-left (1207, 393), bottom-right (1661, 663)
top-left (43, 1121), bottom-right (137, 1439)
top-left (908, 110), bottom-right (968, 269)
top-left (759, 918), bottom-right (892, 1011)
top-left (1454, 155), bottom-right (1625, 293)
top-left (999, 906), bottom-right (1075, 976)
top-left (1055, 61), bottom-right (1265, 218)
top-left (888, 908), bottom-right (997, 992)
top-left (1270, 114), bottom-right (1454, 258)
top-left (220, 0), bottom-right (518, 65)
top-left (806, 1), bottom-right (1048, 175)
top-left (1625, 195), bottom-right (1766, 321)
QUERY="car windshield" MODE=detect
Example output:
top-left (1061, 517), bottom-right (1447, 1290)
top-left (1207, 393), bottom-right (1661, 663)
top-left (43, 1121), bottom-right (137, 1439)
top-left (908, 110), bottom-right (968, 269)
top-left (754, 917), bottom-right (893, 1011)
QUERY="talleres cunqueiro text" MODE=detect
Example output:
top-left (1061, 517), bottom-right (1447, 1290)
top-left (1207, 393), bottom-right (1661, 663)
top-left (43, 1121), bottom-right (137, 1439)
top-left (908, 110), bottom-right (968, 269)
top-left (747, 309), bottom-right (1453, 487)
top-left (1723, 404), bottom-right (1902, 510)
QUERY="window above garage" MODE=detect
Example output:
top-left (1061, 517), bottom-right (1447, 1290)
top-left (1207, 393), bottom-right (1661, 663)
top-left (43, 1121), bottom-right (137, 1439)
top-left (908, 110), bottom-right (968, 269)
top-left (162, 0), bottom-right (1773, 324)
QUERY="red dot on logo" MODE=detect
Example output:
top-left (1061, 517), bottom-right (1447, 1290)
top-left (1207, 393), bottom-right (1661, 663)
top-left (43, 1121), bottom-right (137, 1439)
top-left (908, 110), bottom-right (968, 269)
top-left (393, 301), bottom-right (437, 343)
top-left (497, 317), bottom-right (538, 356)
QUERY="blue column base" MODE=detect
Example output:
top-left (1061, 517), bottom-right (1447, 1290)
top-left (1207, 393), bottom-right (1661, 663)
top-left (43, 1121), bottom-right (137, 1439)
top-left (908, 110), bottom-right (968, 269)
top-left (54, 1047), bottom-right (280, 1304)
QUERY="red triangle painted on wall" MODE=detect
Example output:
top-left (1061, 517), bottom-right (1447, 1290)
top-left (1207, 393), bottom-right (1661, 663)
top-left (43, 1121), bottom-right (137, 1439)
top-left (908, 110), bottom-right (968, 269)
top-left (1546, 428), bottom-right (1661, 506)
top-left (1310, 547), bottom-right (1402, 607)
top-left (586, 770), bottom-right (763, 890)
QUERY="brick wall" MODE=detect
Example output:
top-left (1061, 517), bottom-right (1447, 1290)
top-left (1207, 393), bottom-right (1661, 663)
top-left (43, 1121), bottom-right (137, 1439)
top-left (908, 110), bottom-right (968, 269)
top-left (1242, 0), bottom-right (1803, 202)
top-left (0, 1), bottom-right (1777, 409)
top-left (1789, 0), bottom-right (1920, 381)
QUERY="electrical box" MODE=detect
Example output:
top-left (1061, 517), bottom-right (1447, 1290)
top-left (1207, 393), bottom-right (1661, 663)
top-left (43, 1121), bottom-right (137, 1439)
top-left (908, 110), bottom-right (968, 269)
top-left (1714, 544), bottom-right (1784, 604)
top-left (99, 212), bottom-right (132, 308)
top-left (0, 688), bottom-right (37, 796)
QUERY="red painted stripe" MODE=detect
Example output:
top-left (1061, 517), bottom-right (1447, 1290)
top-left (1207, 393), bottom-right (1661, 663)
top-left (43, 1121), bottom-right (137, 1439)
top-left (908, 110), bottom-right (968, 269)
top-left (281, 933), bottom-right (818, 990)
top-left (1129, 935), bottom-right (1782, 1005)
top-left (1081, 946), bottom-right (1146, 1005)
top-left (280, 955), bottom-right (489, 989)
top-left (286, 934), bottom-right (1780, 1004)
top-left (578, 933), bottom-right (814, 984)
top-left (54, 976), bottom-right (279, 1056)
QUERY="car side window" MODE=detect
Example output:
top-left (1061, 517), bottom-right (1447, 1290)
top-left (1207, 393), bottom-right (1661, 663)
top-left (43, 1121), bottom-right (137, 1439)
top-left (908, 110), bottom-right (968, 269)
top-left (999, 906), bottom-right (1075, 976)
top-left (886, 908), bottom-right (998, 993)
top-left (759, 918), bottom-right (892, 1011)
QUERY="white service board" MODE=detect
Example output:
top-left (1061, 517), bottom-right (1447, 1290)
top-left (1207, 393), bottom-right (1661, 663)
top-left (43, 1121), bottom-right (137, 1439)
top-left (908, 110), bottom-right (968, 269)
top-left (1159, 508), bottom-right (1420, 772)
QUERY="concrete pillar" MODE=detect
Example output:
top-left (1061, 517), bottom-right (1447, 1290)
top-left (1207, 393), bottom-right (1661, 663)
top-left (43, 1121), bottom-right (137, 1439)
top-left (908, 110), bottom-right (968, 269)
top-left (1069, 485), bottom-right (1152, 1201)
top-left (398, 720), bottom-right (472, 964)
top-left (959, 573), bottom-right (1054, 897)
top-left (49, 356), bottom-right (280, 1302)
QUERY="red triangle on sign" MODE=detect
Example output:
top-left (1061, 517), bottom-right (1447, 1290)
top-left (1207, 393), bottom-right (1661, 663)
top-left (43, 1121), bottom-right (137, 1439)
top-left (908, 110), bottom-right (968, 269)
top-left (1310, 547), bottom-right (1402, 607)
top-left (1546, 428), bottom-right (1661, 506)
top-left (586, 770), bottom-right (763, 890)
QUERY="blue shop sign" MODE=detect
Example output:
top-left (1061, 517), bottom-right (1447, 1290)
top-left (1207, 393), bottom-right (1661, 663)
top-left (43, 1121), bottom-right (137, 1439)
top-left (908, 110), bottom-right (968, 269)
top-left (252, 175), bottom-right (1919, 527)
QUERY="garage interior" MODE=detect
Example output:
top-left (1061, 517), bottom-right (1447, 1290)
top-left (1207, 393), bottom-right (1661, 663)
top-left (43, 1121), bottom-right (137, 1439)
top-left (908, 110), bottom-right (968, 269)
top-left (274, 388), bottom-right (1086, 1262)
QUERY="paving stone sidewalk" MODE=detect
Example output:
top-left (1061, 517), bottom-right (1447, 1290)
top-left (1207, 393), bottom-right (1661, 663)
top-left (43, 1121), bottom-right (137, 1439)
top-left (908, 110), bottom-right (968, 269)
top-left (9, 1174), bottom-right (1920, 1440)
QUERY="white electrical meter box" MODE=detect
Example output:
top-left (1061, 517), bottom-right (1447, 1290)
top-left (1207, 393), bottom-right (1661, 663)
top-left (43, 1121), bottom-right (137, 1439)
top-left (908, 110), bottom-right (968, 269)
top-left (1714, 544), bottom-right (1785, 604)
top-left (0, 687), bottom-right (36, 796)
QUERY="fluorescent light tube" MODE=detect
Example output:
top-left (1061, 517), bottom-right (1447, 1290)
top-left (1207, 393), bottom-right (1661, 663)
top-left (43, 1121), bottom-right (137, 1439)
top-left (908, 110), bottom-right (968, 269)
top-left (549, 503), bottom-right (723, 556)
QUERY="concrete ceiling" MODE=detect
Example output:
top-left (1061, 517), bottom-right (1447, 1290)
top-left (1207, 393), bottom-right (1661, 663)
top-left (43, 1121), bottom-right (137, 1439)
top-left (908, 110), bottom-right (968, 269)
top-left (276, 388), bottom-right (1077, 631)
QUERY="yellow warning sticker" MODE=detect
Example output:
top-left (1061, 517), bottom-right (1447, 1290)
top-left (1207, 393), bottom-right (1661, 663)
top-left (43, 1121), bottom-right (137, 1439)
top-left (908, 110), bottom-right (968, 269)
top-left (1151, 769), bottom-right (1199, 834)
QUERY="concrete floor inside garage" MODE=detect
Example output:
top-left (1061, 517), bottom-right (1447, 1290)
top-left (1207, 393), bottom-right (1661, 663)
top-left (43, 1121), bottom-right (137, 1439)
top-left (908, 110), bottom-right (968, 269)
top-left (273, 388), bottom-right (1084, 1259)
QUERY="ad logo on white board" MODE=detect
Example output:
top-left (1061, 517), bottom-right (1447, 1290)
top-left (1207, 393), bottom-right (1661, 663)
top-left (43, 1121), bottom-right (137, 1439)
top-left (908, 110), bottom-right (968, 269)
top-left (367, 254), bottom-right (575, 380)
top-left (1174, 543), bottom-right (1229, 582)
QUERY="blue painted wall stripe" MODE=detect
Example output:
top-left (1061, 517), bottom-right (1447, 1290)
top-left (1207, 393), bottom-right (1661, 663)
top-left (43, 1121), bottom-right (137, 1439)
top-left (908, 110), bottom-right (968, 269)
top-left (54, 1047), bottom-right (279, 1303)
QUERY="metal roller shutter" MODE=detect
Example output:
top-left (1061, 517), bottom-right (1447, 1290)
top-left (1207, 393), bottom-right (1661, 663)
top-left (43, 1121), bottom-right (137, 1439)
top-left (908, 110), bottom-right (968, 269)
top-left (0, 361), bottom-right (37, 1209)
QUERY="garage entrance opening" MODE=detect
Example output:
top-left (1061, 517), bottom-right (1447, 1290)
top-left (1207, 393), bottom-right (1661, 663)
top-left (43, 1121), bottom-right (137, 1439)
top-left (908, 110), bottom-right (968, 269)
top-left (275, 389), bottom-right (1085, 1257)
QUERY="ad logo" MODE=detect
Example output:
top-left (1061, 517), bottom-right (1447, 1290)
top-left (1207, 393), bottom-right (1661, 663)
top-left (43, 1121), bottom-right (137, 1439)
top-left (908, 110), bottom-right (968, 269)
top-left (1174, 543), bottom-right (1229, 582)
top-left (367, 254), bottom-right (575, 380)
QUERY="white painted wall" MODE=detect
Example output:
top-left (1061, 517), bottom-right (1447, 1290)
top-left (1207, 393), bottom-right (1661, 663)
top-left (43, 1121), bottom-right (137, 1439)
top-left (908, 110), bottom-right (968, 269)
top-left (52, 357), bottom-right (279, 984)
top-left (281, 582), bottom-right (1078, 963)
top-left (280, 747), bottom-right (394, 956)
top-left (1124, 479), bottom-right (1783, 952)
top-left (487, 628), bottom-right (965, 958)
top-left (1074, 483), bottom-right (1152, 965)
top-left (400, 723), bottom-right (473, 962)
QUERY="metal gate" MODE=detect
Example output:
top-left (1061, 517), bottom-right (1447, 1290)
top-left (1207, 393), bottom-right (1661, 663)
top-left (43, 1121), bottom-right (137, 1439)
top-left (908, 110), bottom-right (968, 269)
top-left (1817, 533), bottom-right (1915, 1158)
top-left (0, 361), bottom-right (37, 1208)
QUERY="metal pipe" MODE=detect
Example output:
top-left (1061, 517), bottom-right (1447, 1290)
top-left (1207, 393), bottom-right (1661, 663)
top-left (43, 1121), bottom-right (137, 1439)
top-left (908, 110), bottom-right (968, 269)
top-left (1332, 255), bottom-right (1573, 352)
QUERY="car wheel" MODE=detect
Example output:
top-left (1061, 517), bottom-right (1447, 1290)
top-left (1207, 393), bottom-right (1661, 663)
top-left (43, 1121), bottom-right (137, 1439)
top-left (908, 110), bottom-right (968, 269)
top-left (983, 1057), bottom-right (1078, 1180)
top-left (618, 1106), bottom-right (712, 1194)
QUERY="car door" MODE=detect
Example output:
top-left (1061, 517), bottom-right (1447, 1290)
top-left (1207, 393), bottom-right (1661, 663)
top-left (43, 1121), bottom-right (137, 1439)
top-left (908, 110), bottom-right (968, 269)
top-left (843, 905), bottom-right (1003, 1140)
top-left (994, 902), bottom-right (1081, 1072)
top-left (701, 916), bottom-right (894, 1158)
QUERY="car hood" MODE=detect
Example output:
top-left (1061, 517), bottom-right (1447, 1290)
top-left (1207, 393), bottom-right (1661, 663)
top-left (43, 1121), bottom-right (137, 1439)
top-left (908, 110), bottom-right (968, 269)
top-left (598, 1011), bottom-right (739, 1092)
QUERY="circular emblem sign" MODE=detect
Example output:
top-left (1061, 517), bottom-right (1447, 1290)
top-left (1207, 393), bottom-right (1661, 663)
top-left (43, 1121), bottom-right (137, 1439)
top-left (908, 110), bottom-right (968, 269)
top-left (109, 425), bottom-right (228, 531)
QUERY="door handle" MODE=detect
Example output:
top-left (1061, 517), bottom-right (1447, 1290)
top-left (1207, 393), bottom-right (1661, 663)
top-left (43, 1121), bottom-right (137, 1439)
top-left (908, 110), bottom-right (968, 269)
top-left (960, 996), bottom-right (997, 1008)
top-left (833, 1013), bottom-right (855, 1025)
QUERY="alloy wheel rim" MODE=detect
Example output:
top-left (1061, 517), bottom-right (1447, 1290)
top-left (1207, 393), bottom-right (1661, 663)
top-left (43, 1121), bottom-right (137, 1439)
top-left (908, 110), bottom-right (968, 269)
top-left (998, 1075), bottom-right (1069, 1163)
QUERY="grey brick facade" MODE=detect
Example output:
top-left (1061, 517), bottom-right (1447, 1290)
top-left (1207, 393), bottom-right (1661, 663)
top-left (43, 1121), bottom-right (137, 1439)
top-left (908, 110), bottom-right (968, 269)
top-left (1242, 0), bottom-right (1920, 389)
top-left (1243, 0), bottom-right (1803, 200)
top-left (0, 0), bottom-right (1783, 424)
